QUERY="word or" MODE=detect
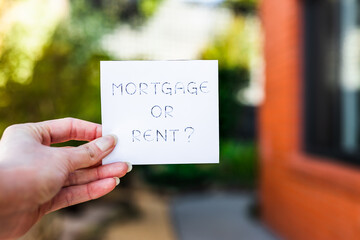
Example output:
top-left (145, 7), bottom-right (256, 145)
top-left (112, 81), bottom-right (209, 96)
top-left (132, 127), bottom-right (195, 142)
top-left (151, 105), bottom-right (173, 118)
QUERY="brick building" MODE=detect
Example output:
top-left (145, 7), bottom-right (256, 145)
top-left (259, 0), bottom-right (360, 239)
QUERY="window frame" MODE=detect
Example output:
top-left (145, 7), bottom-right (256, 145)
top-left (303, 0), bottom-right (360, 165)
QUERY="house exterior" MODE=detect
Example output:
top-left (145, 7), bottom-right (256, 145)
top-left (259, 0), bottom-right (360, 239)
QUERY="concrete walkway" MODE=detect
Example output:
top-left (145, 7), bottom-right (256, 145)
top-left (22, 189), bottom-right (278, 240)
top-left (171, 192), bottom-right (278, 240)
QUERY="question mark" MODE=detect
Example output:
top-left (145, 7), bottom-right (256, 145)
top-left (184, 127), bottom-right (195, 142)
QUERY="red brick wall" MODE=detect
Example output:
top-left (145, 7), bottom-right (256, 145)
top-left (259, 0), bottom-right (360, 239)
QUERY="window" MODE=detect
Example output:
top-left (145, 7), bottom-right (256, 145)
top-left (304, 0), bottom-right (360, 164)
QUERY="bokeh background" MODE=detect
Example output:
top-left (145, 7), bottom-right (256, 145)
top-left (0, 0), bottom-right (265, 239)
top-left (4, 0), bottom-right (360, 239)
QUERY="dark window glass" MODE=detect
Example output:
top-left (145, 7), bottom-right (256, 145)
top-left (304, 0), bottom-right (360, 163)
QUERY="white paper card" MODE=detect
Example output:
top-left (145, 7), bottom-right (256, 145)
top-left (101, 60), bottom-right (219, 165)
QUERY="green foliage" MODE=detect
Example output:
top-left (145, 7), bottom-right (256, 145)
top-left (0, 0), bottom-right (163, 132)
top-left (217, 68), bottom-right (249, 139)
top-left (224, 0), bottom-right (258, 14)
top-left (88, 0), bottom-right (163, 25)
top-left (218, 140), bottom-right (257, 186)
top-left (0, 4), bottom-right (61, 86)
top-left (0, 1), bottom-right (111, 129)
top-left (0, 1), bottom-right (259, 190)
top-left (144, 16), bottom-right (260, 190)
top-left (144, 141), bottom-right (257, 190)
top-left (202, 17), bottom-right (254, 72)
top-left (139, 0), bottom-right (164, 18)
top-left (202, 17), bottom-right (252, 139)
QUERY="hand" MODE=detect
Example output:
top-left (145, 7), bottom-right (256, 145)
top-left (0, 118), bottom-right (131, 239)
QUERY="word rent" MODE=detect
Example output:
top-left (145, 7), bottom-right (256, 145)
top-left (132, 127), bottom-right (195, 142)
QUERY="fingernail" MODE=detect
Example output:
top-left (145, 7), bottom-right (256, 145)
top-left (114, 177), bottom-right (120, 186)
top-left (95, 135), bottom-right (117, 151)
top-left (126, 162), bottom-right (133, 173)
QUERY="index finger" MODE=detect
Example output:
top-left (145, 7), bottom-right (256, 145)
top-left (37, 118), bottom-right (102, 145)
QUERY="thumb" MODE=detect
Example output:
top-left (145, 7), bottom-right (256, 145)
top-left (65, 135), bottom-right (117, 170)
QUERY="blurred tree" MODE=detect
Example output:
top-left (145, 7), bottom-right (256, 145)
top-left (0, 0), bottom-right (162, 131)
top-left (202, 16), bottom-right (253, 139)
top-left (89, 0), bottom-right (163, 25)
top-left (145, 16), bottom-right (260, 190)
top-left (0, 0), bottom-right (260, 191)
top-left (224, 0), bottom-right (258, 14)
top-left (139, 0), bottom-right (163, 18)
top-left (0, 0), bottom-right (163, 217)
